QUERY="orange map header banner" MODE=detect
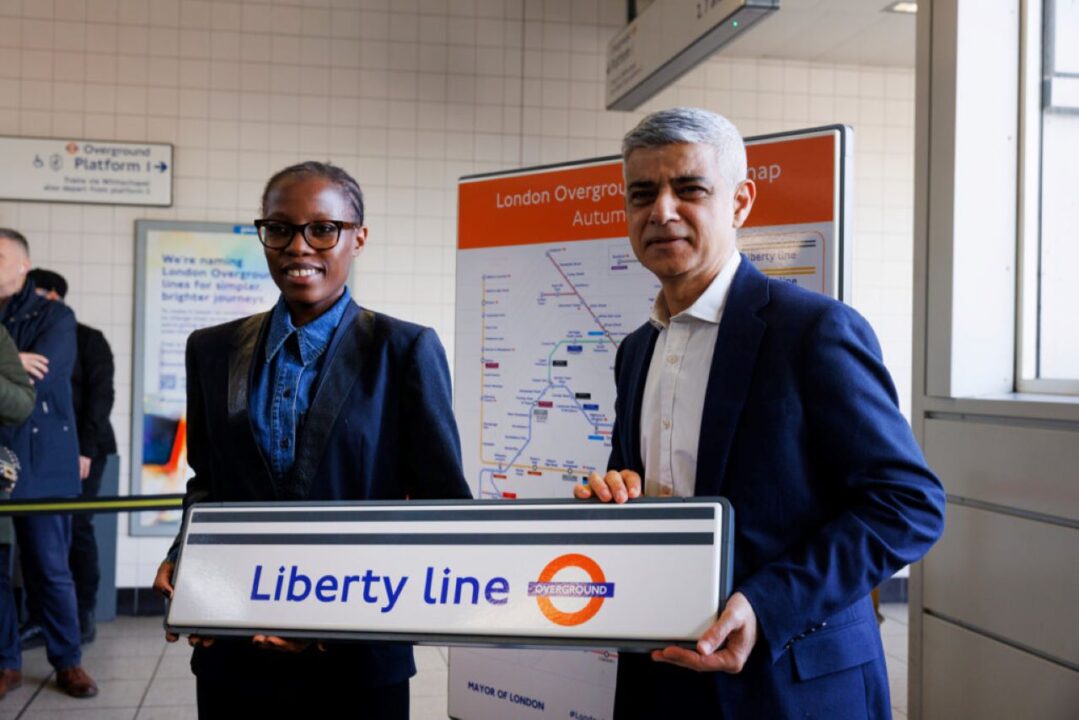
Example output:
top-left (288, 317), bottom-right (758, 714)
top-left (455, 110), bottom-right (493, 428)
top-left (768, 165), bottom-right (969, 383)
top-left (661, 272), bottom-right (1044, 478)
top-left (458, 161), bottom-right (627, 249)
top-left (742, 133), bottom-right (836, 228)
top-left (458, 131), bottom-right (837, 249)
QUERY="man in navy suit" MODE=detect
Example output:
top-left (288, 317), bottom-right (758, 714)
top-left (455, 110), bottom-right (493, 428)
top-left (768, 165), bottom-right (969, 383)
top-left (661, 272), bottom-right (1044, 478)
top-left (575, 108), bottom-right (945, 719)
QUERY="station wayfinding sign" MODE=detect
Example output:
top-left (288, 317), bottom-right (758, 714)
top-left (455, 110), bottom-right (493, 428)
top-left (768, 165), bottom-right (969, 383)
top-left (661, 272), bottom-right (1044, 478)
top-left (0, 136), bottom-right (172, 206)
top-left (166, 498), bottom-right (733, 650)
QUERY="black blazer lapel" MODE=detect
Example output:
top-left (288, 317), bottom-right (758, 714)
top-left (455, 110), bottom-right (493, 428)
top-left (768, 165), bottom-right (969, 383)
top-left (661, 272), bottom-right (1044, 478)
top-left (694, 258), bottom-right (769, 497)
top-left (226, 312), bottom-right (276, 497)
top-left (283, 302), bottom-right (371, 500)
top-left (623, 327), bottom-right (659, 476)
top-left (227, 314), bottom-right (266, 419)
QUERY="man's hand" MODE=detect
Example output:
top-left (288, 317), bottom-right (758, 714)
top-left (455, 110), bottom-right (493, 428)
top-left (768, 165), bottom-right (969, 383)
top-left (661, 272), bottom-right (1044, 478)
top-left (152, 560), bottom-right (214, 648)
top-left (18, 352), bottom-right (48, 381)
top-left (573, 469), bottom-right (642, 504)
top-left (252, 635), bottom-right (314, 654)
top-left (78, 456), bottom-right (91, 480)
top-left (652, 592), bottom-right (757, 673)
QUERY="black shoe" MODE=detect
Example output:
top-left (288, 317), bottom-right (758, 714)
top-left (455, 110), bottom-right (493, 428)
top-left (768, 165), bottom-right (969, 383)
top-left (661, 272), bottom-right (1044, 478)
top-left (18, 623), bottom-right (44, 650)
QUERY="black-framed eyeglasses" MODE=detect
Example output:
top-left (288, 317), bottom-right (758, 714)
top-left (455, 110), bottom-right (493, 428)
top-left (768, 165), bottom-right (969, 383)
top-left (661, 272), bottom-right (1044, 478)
top-left (253, 219), bottom-right (360, 250)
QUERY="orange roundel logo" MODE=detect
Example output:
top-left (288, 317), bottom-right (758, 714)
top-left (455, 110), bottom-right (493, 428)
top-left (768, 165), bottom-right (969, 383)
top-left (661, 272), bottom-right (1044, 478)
top-left (528, 553), bottom-right (615, 627)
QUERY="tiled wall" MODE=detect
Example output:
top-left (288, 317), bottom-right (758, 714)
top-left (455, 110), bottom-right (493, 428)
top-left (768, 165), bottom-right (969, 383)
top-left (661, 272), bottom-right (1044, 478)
top-left (0, 0), bottom-right (915, 588)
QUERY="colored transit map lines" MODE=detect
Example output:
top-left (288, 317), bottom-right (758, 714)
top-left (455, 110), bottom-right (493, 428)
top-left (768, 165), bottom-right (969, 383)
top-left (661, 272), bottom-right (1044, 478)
top-left (456, 239), bottom-right (657, 501)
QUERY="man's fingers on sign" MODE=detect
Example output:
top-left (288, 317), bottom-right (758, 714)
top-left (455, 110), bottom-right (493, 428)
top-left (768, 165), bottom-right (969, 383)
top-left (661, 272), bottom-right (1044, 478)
top-left (652, 592), bottom-right (758, 674)
top-left (573, 470), bottom-right (641, 503)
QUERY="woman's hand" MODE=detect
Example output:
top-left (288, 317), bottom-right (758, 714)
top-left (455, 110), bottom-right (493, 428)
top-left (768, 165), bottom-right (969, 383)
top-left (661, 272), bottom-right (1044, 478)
top-left (252, 635), bottom-right (319, 653)
top-left (153, 559), bottom-right (214, 648)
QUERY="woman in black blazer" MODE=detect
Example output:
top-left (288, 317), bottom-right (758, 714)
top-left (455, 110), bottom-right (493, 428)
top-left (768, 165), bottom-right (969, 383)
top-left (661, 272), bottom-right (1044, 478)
top-left (153, 163), bottom-right (471, 718)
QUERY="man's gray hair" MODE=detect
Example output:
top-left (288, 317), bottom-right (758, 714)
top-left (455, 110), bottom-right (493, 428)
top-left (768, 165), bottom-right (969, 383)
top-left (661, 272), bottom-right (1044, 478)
top-left (622, 107), bottom-right (747, 189)
top-left (0, 228), bottom-right (29, 256)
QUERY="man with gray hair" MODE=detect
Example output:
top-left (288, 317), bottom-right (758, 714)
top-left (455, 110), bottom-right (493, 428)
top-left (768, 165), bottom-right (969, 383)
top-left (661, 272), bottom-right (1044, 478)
top-left (576, 108), bottom-right (944, 718)
top-left (0, 229), bottom-right (97, 699)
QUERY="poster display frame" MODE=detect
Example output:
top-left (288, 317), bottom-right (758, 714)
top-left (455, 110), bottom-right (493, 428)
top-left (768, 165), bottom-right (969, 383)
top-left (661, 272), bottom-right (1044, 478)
top-left (741, 123), bottom-right (854, 302)
top-left (129, 220), bottom-right (278, 537)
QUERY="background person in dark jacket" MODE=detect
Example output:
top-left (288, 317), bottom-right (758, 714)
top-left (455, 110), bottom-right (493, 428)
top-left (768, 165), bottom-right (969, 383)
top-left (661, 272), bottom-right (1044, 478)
top-left (28, 269), bottom-right (116, 645)
top-left (0, 230), bottom-right (96, 699)
top-left (0, 325), bottom-right (35, 700)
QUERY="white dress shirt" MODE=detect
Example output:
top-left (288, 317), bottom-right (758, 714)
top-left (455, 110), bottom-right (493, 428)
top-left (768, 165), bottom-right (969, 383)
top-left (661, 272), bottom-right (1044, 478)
top-left (640, 252), bottom-right (741, 498)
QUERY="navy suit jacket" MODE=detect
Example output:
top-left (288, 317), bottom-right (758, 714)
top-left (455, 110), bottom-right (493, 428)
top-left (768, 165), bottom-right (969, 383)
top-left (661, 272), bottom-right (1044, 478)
top-left (171, 300), bottom-right (471, 689)
top-left (0, 279), bottom-right (80, 499)
top-left (610, 258), bottom-right (944, 719)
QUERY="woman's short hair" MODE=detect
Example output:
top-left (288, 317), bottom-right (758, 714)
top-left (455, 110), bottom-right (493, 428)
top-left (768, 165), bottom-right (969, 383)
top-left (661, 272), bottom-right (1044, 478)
top-left (261, 161), bottom-right (365, 224)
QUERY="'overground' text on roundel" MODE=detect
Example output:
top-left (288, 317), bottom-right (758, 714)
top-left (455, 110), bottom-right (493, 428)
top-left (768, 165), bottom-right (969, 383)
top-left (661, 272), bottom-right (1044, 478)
top-left (528, 553), bottom-right (615, 627)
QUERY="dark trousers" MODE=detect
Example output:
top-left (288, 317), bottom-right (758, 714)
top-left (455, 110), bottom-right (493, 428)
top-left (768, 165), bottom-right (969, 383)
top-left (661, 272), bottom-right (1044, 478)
top-left (12, 514), bottom-right (80, 669)
top-left (0, 543), bottom-right (18, 669)
top-left (70, 454), bottom-right (105, 620)
top-left (195, 673), bottom-right (409, 719)
top-left (192, 636), bottom-right (415, 718)
top-left (613, 652), bottom-right (723, 719)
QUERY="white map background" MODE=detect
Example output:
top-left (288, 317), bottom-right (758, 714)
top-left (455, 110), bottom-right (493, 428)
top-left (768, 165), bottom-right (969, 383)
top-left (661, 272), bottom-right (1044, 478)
top-left (454, 228), bottom-right (833, 501)
top-left (455, 238), bottom-right (660, 500)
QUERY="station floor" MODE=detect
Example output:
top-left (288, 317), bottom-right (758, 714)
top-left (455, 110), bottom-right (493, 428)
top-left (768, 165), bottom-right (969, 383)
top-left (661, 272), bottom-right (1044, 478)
top-left (0, 603), bottom-right (910, 719)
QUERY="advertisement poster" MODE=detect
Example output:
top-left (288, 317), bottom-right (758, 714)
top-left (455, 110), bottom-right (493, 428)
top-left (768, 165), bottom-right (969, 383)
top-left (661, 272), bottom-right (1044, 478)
top-left (131, 221), bottom-right (279, 536)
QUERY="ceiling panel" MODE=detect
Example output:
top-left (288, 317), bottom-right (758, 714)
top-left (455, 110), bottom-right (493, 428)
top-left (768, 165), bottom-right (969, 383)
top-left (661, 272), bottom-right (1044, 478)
top-left (719, 0), bottom-right (916, 67)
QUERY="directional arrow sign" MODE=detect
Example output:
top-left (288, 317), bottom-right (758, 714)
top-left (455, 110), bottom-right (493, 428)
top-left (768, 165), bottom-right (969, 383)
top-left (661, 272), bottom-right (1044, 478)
top-left (0, 136), bottom-right (173, 206)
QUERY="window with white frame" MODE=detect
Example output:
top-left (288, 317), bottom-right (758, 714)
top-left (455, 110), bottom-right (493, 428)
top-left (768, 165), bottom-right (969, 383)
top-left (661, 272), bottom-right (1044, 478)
top-left (1019, 0), bottom-right (1079, 393)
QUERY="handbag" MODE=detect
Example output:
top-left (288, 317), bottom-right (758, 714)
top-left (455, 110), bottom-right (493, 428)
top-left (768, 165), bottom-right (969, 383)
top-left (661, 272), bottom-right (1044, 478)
top-left (0, 444), bottom-right (19, 495)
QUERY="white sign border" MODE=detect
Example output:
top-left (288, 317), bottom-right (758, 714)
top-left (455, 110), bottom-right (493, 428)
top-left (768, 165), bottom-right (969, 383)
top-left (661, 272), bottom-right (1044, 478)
top-left (164, 497), bottom-right (735, 653)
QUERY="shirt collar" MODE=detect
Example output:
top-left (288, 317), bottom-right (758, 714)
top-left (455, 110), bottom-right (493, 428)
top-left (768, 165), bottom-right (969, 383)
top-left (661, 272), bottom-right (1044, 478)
top-left (649, 252), bottom-right (741, 330)
top-left (265, 287), bottom-right (352, 365)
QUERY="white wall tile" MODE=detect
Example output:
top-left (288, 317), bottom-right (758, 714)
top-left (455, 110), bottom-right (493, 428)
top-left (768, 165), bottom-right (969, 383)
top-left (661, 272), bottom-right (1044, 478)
top-left (55, 0), bottom-right (87, 21)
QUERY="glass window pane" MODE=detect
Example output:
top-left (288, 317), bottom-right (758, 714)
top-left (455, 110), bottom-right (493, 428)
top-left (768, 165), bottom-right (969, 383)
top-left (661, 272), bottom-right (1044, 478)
top-left (1050, 0), bottom-right (1079, 74)
top-left (1037, 112), bottom-right (1079, 378)
top-left (1034, 0), bottom-right (1079, 382)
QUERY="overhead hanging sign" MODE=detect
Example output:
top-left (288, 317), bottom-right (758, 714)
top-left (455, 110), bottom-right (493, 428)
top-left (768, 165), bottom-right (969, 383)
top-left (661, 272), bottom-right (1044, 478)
top-left (166, 499), bottom-right (734, 650)
top-left (0, 136), bottom-right (172, 206)
top-left (606, 0), bottom-right (778, 111)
